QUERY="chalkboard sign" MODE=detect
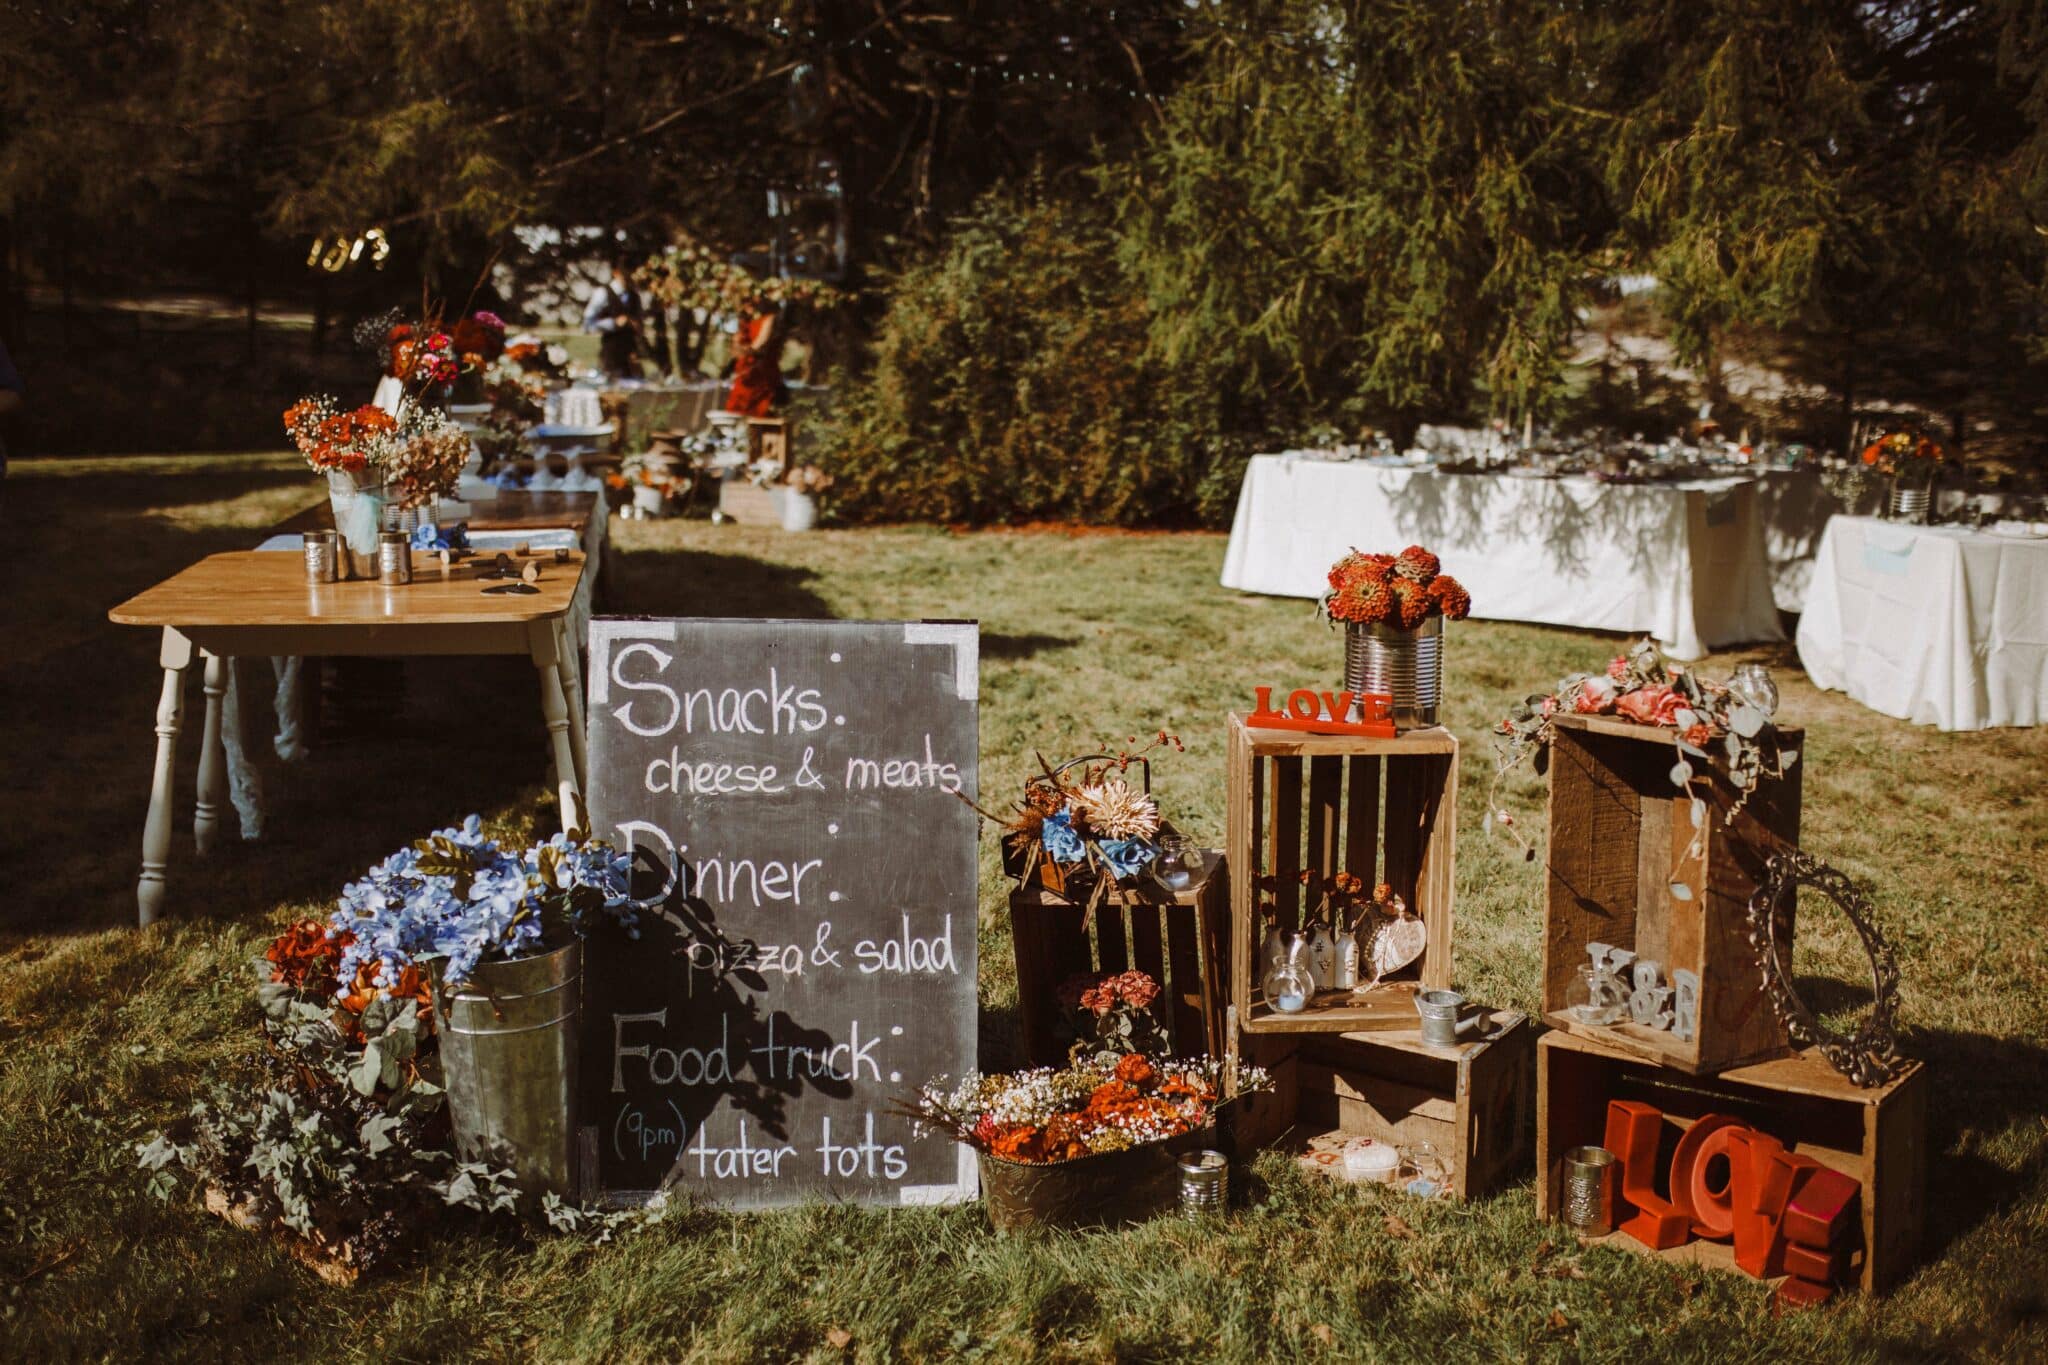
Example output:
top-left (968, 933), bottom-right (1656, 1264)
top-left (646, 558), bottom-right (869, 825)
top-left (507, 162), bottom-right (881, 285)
top-left (579, 618), bottom-right (980, 1208)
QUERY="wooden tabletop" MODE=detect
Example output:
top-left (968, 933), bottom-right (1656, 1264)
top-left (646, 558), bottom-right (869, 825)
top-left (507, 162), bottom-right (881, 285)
top-left (110, 551), bottom-right (585, 628)
top-left (273, 489), bottom-right (602, 536)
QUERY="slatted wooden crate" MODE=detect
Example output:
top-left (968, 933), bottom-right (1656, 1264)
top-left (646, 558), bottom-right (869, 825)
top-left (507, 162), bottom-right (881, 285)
top-left (746, 415), bottom-right (793, 466)
top-left (716, 477), bottom-right (781, 525)
top-left (1008, 853), bottom-right (1231, 1068)
top-left (1226, 715), bottom-right (1455, 1035)
top-left (1290, 1010), bottom-right (1534, 1200)
top-left (1543, 714), bottom-right (1802, 1074)
top-left (1536, 1029), bottom-right (1926, 1294)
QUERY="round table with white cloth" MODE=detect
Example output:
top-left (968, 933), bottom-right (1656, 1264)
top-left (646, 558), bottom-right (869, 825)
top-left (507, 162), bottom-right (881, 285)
top-left (1219, 454), bottom-right (1784, 659)
top-left (1795, 515), bottom-right (2048, 730)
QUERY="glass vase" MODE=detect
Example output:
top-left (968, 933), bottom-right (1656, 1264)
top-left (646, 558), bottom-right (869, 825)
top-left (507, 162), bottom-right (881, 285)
top-left (1261, 932), bottom-right (1315, 1015)
top-left (325, 467), bottom-right (385, 577)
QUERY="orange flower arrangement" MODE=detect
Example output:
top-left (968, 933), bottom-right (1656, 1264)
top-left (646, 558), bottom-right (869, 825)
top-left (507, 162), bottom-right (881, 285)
top-left (1860, 428), bottom-right (1945, 483)
top-left (908, 1054), bottom-right (1266, 1166)
top-left (1320, 545), bottom-right (1471, 627)
top-left (266, 919), bottom-right (352, 991)
top-left (282, 398), bottom-right (397, 474)
top-left (338, 961), bottom-right (436, 1039)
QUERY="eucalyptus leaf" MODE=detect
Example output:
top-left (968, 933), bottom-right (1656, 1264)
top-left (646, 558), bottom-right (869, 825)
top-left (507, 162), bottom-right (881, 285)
top-left (1676, 740), bottom-right (1711, 762)
top-left (1690, 798), bottom-right (1706, 829)
top-left (1668, 881), bottom-right (1694, 901)
top-left (351, 1040), bottom-right (384, 1097)
top-left (359, 1112), bottom-right (402, 1156)
top-left (1668, 761), bottom-right (1692, 787)
top-left (1674, 707), bottom-right (1700, 732)
top-left (1731, 703), bottom-right (1765, 739)
top-left (1780, 747), bottom-right (1800, 769)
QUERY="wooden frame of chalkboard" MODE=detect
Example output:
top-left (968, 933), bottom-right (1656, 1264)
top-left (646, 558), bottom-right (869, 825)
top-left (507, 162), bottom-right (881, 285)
top-left (578, 617), bottom-right (981, 1208)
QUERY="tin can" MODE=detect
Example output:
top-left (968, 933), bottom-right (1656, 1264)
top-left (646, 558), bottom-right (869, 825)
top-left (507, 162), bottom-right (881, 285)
top-left (1345, 616), bottom-right (1443, 728)
top-left (1177, 1149), bottom-right (1229, 1217)
top-left (377, 531), bottom-right (413, 585)
top-left (301, 529), bottom-right (339, 583)
top-left (1562, 1145), bottom-right (1618, 1236)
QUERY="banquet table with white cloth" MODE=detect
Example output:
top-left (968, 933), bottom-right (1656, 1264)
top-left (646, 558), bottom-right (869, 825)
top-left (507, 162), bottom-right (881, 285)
top-left (1219, 454), bottom-right (1785, 659)
top-left (1795, 516), bottom-right (2048, 730)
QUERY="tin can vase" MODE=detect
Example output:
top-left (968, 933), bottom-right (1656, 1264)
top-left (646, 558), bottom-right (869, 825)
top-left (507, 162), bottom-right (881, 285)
top-left (1561, 1145), bottom-right (1618, 1236)
top-left (382, 490), bottom-right (425, 537)
top-left (429, 940), bottom-right (582, 1201)
top-left (1887, 484), bottom-right (1930, 522)
top-left (1344, 616), bottom-right (1443, 729)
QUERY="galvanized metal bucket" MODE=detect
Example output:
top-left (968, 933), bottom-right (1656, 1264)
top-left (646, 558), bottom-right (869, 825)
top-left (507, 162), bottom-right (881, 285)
top-left (1345, 616), bottom-right (1443, 728)
top-left (430, 939), bottom-right (582, 1200)
top-left (1887, 484), bottom-right (1930, 522)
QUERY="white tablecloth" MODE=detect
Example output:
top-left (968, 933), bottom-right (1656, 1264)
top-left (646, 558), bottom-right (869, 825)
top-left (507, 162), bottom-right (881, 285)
top-left (1751, 468), bottom-right (1844, 612)
top-left (1795, 516), bottom-right (2048, 730)
top-left (1219, 455), bottom-right (1784, 659)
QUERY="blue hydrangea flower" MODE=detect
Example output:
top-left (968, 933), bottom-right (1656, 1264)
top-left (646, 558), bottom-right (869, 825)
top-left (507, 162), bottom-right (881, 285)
top-left (410, 521), bottom-right (471, 551)
top-left (1097, 838), bottom-right (1158, 879)
top-left (327, 815), bottom-right (637, 994)
top-left (1041, 806), bottom-right (1087, 864)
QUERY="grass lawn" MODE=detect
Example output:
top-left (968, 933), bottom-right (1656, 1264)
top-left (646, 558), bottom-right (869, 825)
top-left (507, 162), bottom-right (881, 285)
top-left (3, 454), bottom-right (2045, 1361)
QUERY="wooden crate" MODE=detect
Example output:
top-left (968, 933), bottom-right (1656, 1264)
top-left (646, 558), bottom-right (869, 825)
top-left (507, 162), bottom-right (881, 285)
top-left (1226, 715), bottom-right (1455, 1035)
top-left (1289, 1010), bottom-right (1535, 1200)
top-left (716, 477), bottom-right (781, 525)
top-left (1008, 853), bottom-right (1231, 1068)
top-left (1543, 713), bottom-right (1802, 1074)
top-left (747, 415), bottom-right (793, 466)
top-left (1535, 1029), bottom-right (1927, 1295)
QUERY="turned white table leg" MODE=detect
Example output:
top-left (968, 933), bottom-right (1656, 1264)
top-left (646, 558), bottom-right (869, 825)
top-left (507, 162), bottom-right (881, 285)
top-left (138, 629), bottom-right (195, 926)
top-left (529, 620), bottom-right (585, 832)
top-left (555, 618), bottom-right (590, 796)
top-left (193, 652), bottom-right (228, 856)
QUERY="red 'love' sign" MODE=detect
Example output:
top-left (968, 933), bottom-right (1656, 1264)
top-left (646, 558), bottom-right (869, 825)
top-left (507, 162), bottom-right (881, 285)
top-left (1247, 686), bottom-right (1396, 738)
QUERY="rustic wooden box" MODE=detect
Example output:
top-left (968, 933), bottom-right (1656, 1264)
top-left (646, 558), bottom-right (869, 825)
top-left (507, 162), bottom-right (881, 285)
top-left (716, 477), bottom-right (781, 525)
top-left (747, 415), bottom-right (793, 466)
top-left (1226, 715), bottom-right (1455, 1035)
top-left (1535, 1029), bottom-right (1927, 1295)
top-left (1290, 1010), bottom-right (1535, 1200)
top-left (1008, 853), bottom-right (1230, 1068)
top-left (1543, 714), bottom-right (1802, 1074)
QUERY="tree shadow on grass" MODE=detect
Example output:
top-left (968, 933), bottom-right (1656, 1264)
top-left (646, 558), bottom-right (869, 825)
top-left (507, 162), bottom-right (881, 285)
top-left (1902, 1026), bottom-right (2048, 1265)
top-left (606, 545), bottom-right (837, 620)
top-left (982, 631), bottom-right (1074, 661)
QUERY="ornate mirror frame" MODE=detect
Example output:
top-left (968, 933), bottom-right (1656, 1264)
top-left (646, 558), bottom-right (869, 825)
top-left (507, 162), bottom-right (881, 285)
top-left (1746, 849), bottom-right (1906, 1088)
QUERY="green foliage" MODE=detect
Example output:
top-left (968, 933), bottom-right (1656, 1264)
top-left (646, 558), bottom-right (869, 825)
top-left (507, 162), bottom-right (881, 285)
top-left (137, 958), bottom-right (647, 1275)
top-left (816, 185), bottom-right (1267, 527)
top-left (1117, 0), bottom-right (1602, 429)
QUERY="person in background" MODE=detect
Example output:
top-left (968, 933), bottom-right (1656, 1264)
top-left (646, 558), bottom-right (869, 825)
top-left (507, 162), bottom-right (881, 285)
top-left (581, 256), bottom-right (645, 380)
top-left (0, 335), bottom-right (22, 480)
top-left (723, 295), bottom-right (788, 418)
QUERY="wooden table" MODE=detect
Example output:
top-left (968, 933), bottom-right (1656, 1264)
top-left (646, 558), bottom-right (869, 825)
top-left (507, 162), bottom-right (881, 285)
top-left (108, 550), bottom-right (592, 926)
